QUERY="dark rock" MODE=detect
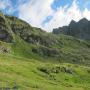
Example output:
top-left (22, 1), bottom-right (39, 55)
top-left (32, 46), bottom-right (60, 57)
top-left (53, 18), bottom-right (90, 40)
top-left (61, 67), bottom-right (75, 74)
top-left (0, 30), bottom-right (13, 42)
top-left (0, 13), bottom-right (13, 43)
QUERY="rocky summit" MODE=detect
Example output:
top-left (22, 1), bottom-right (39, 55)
top-left (53, 18), bottom-right (90, 40)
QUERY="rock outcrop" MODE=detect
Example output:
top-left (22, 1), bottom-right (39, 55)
top-left (0, 12), bottom-right (14, 42)
top-left (53, 18), bottom-right (90, 40)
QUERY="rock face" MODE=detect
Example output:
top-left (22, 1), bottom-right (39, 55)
top-left (0, 12), bottom-right (56, 46)
top-left (6, 15), bottom-right (56, 47)
top-left (0, 13), bottom-right (13, 42)
top-left (32, 46), bottom-right (60, 57)
top-left (53, 18), bottom-right (90, 40)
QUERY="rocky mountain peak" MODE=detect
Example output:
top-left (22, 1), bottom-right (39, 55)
top-left (69, 20), bottom-right (76, 26)
top-left (53, 18), bottom-right (90, 40)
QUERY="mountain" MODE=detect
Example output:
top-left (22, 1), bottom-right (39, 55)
top-left (53, 18), bottom-right (90, 40)
top-left (0, 12), bottom-right (90, 65)
top-left (0, 12), bottom-right (90, 90)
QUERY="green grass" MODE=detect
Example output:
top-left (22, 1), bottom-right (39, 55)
top-left (0, 32), bottom-right (89, 90)
top-left (0, 54), bottom-right (90, 90)
top-left (0, 13), bottom-right (90, 90)
top-left (1, 43), bottom-right (90, 90)
top-left (3, 14), bottom-right (90, 65)
top-left (10, 34), bottom-right (90, 65)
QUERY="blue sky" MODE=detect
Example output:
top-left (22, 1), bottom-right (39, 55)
top-left (0, 0), bottom-right (90, 32)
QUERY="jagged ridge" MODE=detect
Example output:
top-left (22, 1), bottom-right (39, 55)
top-left (53, 18), bottom-right (90, 40)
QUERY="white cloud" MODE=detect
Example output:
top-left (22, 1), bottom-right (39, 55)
top-left (17, 0), bottom-right (90, 32)
top-left (0, 1), bottom-right (7, 9)
top-left (83, 8), bottom-right (90, 20)
top-left (44, 0), bottom-right (83, 31)
top-left (18, 0), bottom-right (54, 30)
top-left (0, 0), bottom-right (15, 14)
top-left (1, 0), bottom-right (90, 32)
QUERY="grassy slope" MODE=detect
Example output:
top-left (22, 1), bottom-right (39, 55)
top-left (0, 14), bottom-right (90, 90)
top-left (5, 15), bottom-right (90, 65)
top-left (0, 36), bottom-right (89, 90)
top-left (11, 34), bottom-right (90, 65)
top-left (0, 54), bottom-right (90, 90)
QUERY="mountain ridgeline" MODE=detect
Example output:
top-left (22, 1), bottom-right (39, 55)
top-left (0, 12), bottom-right (90, 66)
top-left (53, 18), bottom-right (90, 40)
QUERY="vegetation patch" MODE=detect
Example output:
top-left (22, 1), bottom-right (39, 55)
top-left (38, 65), bottom-right (76, 75)
top-left (32, 46), bottom-right (60, 57)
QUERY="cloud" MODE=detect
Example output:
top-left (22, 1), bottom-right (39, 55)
top-left (1, 0), bottom-right (90, 32)
top-left (83, 8), bottom-right (90, 20)
top-left (18, 0), bottom-right (90, 32)
top-left (0, 0), bottom-right (7, 9)
top-left (0, 0), bottom-right (14, 14)
top-left (18, 0), bottom-right (54, 29)
top-left (43, 0), bottom-right (90, 32)
top-left (43, 0), bottom-right (83, 31)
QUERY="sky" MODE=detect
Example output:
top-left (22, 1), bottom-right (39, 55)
top-left (0, 0), bottom-right (90, 32)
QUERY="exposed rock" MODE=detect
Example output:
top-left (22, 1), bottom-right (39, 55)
top-left (0, 29), bottom-right (13, 42)
top-left (53, 18), bottom-right (90, 40)
top-left (32, 46), bottom-right (60, 57)
top-left (38, 66), bottom-right (75, 74)
top-left (0, 12), bottom-right (13, 42)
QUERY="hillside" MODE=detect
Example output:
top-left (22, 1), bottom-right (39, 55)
top-left (0, 54), bottom-right (90, 90)
top-left (0, 12), bottom-right (90, 65)
top-left (53, 18), bottom-right (90, 40)
top-left (0, 12), bottom-right (90, 90)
